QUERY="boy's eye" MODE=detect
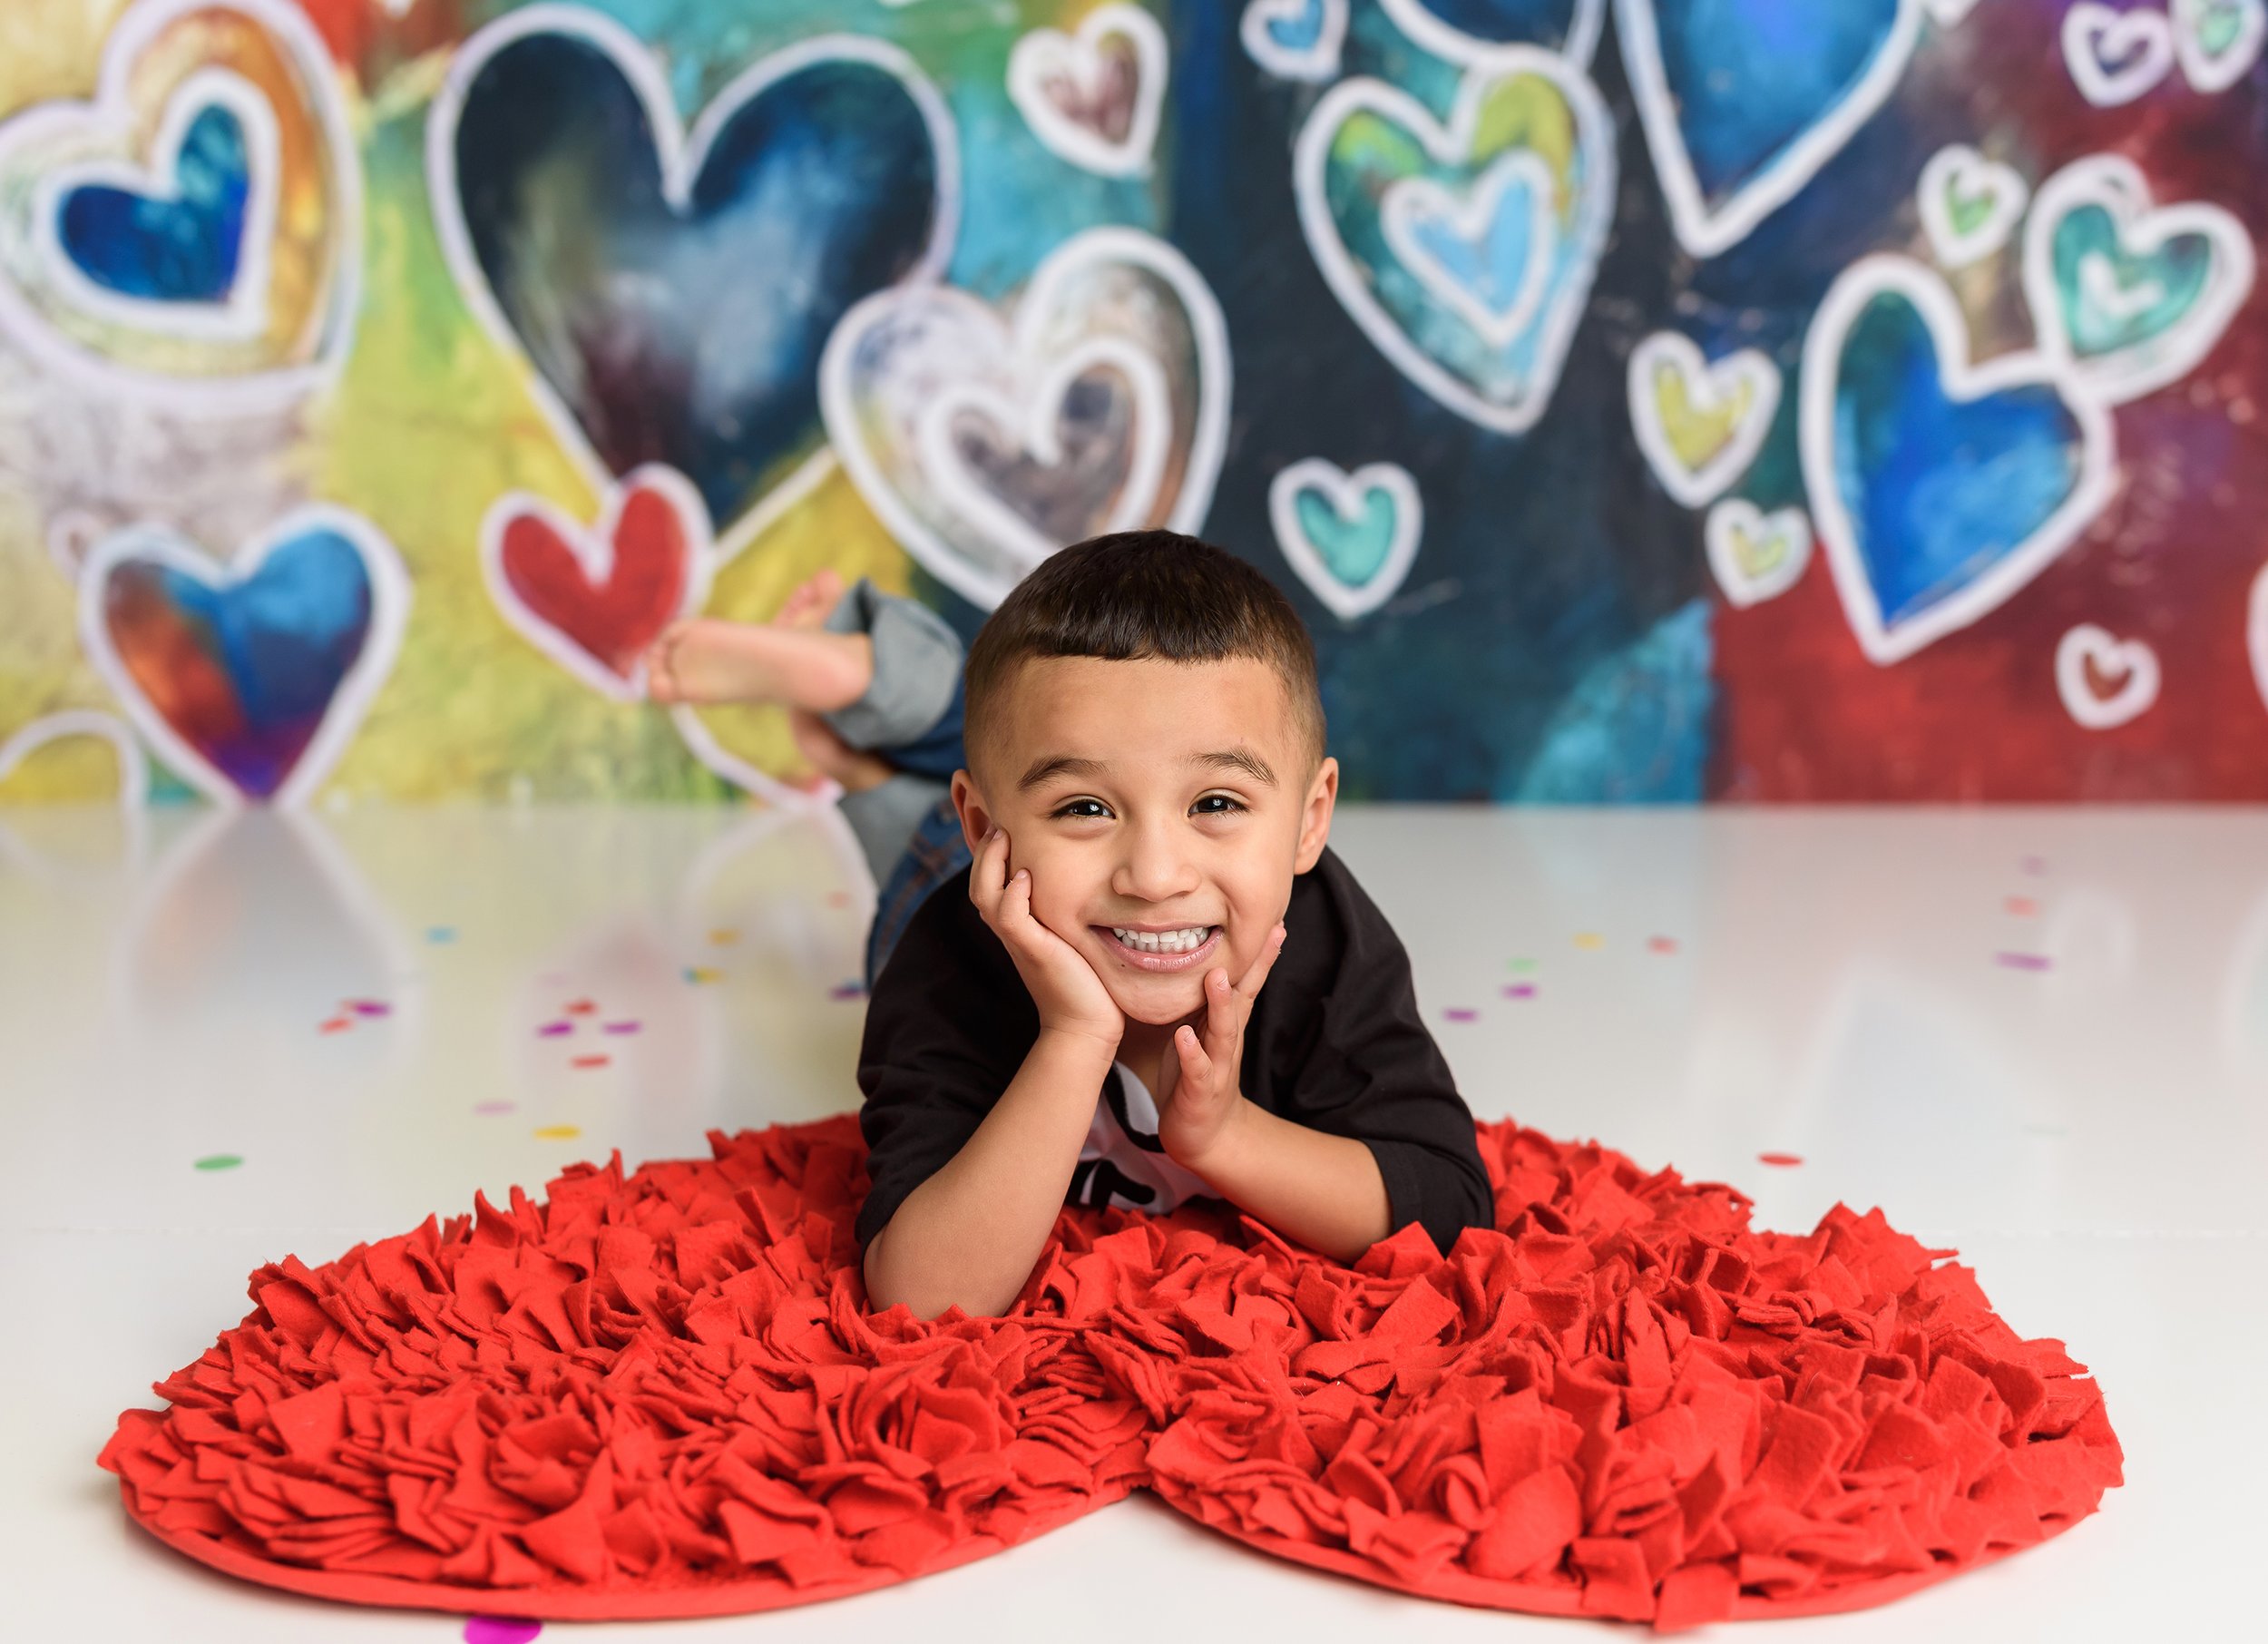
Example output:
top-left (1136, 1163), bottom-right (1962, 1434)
top-left (1192, 794), bottom-right (1246, 816)
top-left (1054, 798), bottom-right (1111, 819)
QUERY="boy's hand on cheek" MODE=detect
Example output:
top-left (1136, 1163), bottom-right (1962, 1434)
top-left (969, 826), bottom-right (1123, 1051)
top-left (1160, 922), bottom-right (1286, 1171)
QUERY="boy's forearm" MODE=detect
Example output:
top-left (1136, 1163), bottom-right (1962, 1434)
top-left (1187, 1101), bottom-right (1391, 1263)
top-left (862, 1028), bottom-right (1118, 1319)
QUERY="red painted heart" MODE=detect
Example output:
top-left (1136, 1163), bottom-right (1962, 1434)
top-left (100, 1116), bottom-right (2121, 1628)
top-left (480, 468), bottom-right (709, 697)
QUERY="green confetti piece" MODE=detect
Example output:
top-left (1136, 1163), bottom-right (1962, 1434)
top-left (193, 1154), bottom-right (243, 1172)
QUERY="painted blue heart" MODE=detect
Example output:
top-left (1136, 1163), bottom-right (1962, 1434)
top-left (447, 32), bottom-right (944, 524)
top-left (102, 528), bottom-right (376, 799)
top-left (1266, 0), bottom-right (1332, 51)
top-left (1295, 484), bottom-right (1401, 585)
top-left (1646, 0), bottom-right (1902, 208)
top-left (60, 102), bottom-right (249, 304)
top-left (1831, 289), bottom-right (2090, 630)
top-left (1404, 168), bottom-right (1542, 327)
top-left (1399, 1), bottom-right (1588, 47)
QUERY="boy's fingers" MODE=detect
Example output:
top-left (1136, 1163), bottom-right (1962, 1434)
top-left (1202, 966), bottom-right (1238, 1059)
top-left (1233, 922), bottom-right (1288, 1000)
top-left (1174, 1023), bottom-right (1212, 1090)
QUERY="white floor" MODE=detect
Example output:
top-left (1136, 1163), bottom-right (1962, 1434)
top-left (2, 802), bottom-right (2261, 1642)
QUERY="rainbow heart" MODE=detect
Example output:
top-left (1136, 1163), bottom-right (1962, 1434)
top-left (76, 508), bottom-right (408, 804)
top-left (0, 0), bottom-right (357, 406)
top-left (480, 468), bottom-right (712, 700)
top-left (1295, 50), bottom-right (1616, 433)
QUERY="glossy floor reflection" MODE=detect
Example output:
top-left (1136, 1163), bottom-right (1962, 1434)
top-left (4, 803), bottom-right (2259, 1642)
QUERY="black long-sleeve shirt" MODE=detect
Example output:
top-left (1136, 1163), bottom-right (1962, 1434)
top-left (852, 845), bottom-right (1495, 1258)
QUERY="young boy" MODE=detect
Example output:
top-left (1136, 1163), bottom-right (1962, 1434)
top-left (647, 532), bottom-right (1493, 1319)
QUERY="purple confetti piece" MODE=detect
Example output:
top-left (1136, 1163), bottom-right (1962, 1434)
top-left (347, 1000), bottom-right (391, 1017)
top-left (829, 983), bottom-right (866, 1000)
top-left (1442, 1007), bottom-right (1478, 1023)
top-left (464, 1620), bottom-right (543, 1644)
top-left (1995, 952), bottom-right (2052, 972)
top-left (474, 1101), bottom-right (514, 1116)
top-left (537, 1021), bottom-right (572, 1037)
top-left (602, 1020), bottom-right (642, 1035)
top-left (2021, 856), bottom-right (2047, 876)
top-left (1501, 983), bottom-right (1536, 999)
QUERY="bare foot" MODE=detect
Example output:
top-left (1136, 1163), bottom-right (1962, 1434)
top-left (644, 571), bottom-right (871, 708)
top-left (789, 709), bottom-right (892, 794)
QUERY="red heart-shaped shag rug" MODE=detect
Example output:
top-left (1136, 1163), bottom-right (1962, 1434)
top-left (101, 1117), bottom-right (2121, 1631)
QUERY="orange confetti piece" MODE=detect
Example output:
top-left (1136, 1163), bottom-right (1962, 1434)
top-left (563, 999), bottom-right (597, 1015)
top-left (571, 1054), bottom-right (611, 1070)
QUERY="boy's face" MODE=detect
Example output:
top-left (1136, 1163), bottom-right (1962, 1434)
top-left (952, 654), bottom-right (1337, 1030)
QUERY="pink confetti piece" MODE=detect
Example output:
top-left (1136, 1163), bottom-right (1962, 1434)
top-left (1758, 1151), bottom-right (1804, 1168)
top-left (1647, 936), bottom-right (1677, 954)
top-left (464, 1620), bottom-right (543, 1644)
top-left (1442, 1008), bottom-right (1478, 1023)
top-left (474, 1101), bottom-right (515, 1116)
top-left (2021, 856), bottom-right (2047, 876)
top-left (826, 890), bottom-right (851, 907)
top-left (1501, 983), bottom-right (1536, 999)
top-left (346, 999), bottom-right (391, 1017)
top-left (2005, 895), bottom-right (2039, 916)
top-left (1995, 952), bottom-right (2052, 972)
top-left (318, 1017), bottom-right (352, 1034)
top-left (602, 1020), bottom-right (642, 1035)
top-left (537, 1021), bottom-right (572, 1038)
top-left (572, 1053), bottom-right (611, 1070)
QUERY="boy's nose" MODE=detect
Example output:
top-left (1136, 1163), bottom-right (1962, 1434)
top-left (1111, 820), bottom-right (1199, 903)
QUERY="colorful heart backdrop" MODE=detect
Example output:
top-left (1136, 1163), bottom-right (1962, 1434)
top-left (2, 0), bottom-right (2265, 803)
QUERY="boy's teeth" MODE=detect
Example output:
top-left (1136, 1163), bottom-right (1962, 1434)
top-left (1111, 925), bottom-right (1211, 954)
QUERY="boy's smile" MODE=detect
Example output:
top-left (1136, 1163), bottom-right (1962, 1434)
top-left (953, 652), bottom-right (1336, 1032)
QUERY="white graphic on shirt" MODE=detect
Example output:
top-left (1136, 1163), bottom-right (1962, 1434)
top-left (1068, 1061), bottom-right (1214, 1212)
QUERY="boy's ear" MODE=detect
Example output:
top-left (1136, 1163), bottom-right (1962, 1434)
top-left (1293, 756), bottom-right (1338, 874)
top-left (950, 769), bottom-right (994, 852)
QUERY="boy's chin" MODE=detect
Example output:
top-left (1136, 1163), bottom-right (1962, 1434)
top-left (1105, 974), bottom-right (1207, 1029)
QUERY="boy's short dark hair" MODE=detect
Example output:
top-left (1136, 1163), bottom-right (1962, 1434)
top-left (963, 530), bottom-right (1326, 776)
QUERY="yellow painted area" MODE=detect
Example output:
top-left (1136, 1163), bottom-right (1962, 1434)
top-left (1652, 361), bottom-right (1753, 475)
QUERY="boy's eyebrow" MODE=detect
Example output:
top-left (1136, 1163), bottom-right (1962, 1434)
top-left (1016, 749), bottom-right (1279, 789)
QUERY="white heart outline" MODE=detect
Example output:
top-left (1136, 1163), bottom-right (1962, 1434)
top-left (1799, 255), bottom-right (2119, 667)
top-left (1704, 499), bottom-right (1813, 608)
top-left (1615, 0), bottom-right (1926, 259)
top-left (74, 504), bottom-right (412, 807)
top-left (1241, 0), bottom-right (1349, 84)
top-left (477, 465), bottom-right (717, 703)
top-left (426, 6), bottom-right (961, 568)
top-left (2248, 558), bottom-right (2268, 718)
top-left (1378, 0), bottom-right (1608, 68)
top-left (1268, 458), bottom-right (1425, 621)
top-left (29, 68), bottom-right (280, 346)
top-left (913, 336), bottom-right (1176, 583)
top-left (2173, 0), bottom-right (2268, 92)
top-left (820, 224), bottom-right (1231, 612)
top-left (1917, 143), bottom-right (2028, 269)
top-left (1381, 151), bottom-right (1560, 351)
top-left (0, 708), bottom-right (150, 807)
top-left (2061, 4), bottom-right (2178, 106)
top-left (1628, 332), bottom-right (1781, 508)
top-left (2021, 153), bottom-right (2256, 406)
top-left (1921, 0), bottom-right (1983, 24)
top-left (2054, 622), bottom-right (2160, 729)
top-left (0, 0), bottom-right (361, 410)
top-left (1007, 3), bottom-right (1168, 179)
top-left (1294, 51), bottom-right (1617, 434)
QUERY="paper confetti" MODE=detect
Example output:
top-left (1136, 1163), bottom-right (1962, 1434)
top-left (536, 1021), bottom-right (572, 1038)
top-left (192, 1154), bottom-right (242, 1171)
top-left (826, 890), bottom-right (852, 907)
top-left (1442, 1008), bottom-right (1478, 1023)
top-left (2022, 856), bottom-right (2048, 876)
top-left (828, 983), bottom-right (866, 1001)
top-left (1758, 1151), bottom-right (1804, 1168)
top-left (346, 1000), bottom-right (391, 1017)
top-left (571, 1054), bottom-right (611, 1071)
top-left (684, 966), bottom-right (722, 984)
top-left (532, 1126), bottom-right (581, 1140)
top-left (1506, 958), bottom-right (1536, 973)
top-left (426, 926), bottom-right (456, 944)
top-left (1501, 983), bottom-right (1536, 1000)
top-left (1995, 952), bottom-right (2052, 972)
top-left (474, 1101), bottom-right (515, 1116)
top-left (1647, 936), bottom-right (1677, 954)
top-left (2006, 895), bottom-right (2039, 916)
top-left (602, 1021), bottom-right (642, 1035)
top-left (563, 999), bottom-right (597, 1015)
top-left (1573, 933), bottom-right (1604, 950)
top-left (709, 929), bottom-right (742, 946)
top-left (318, 1017), bottom-right (352, 1035)
top-left (464, 1619), bottom-right (543, 1644)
